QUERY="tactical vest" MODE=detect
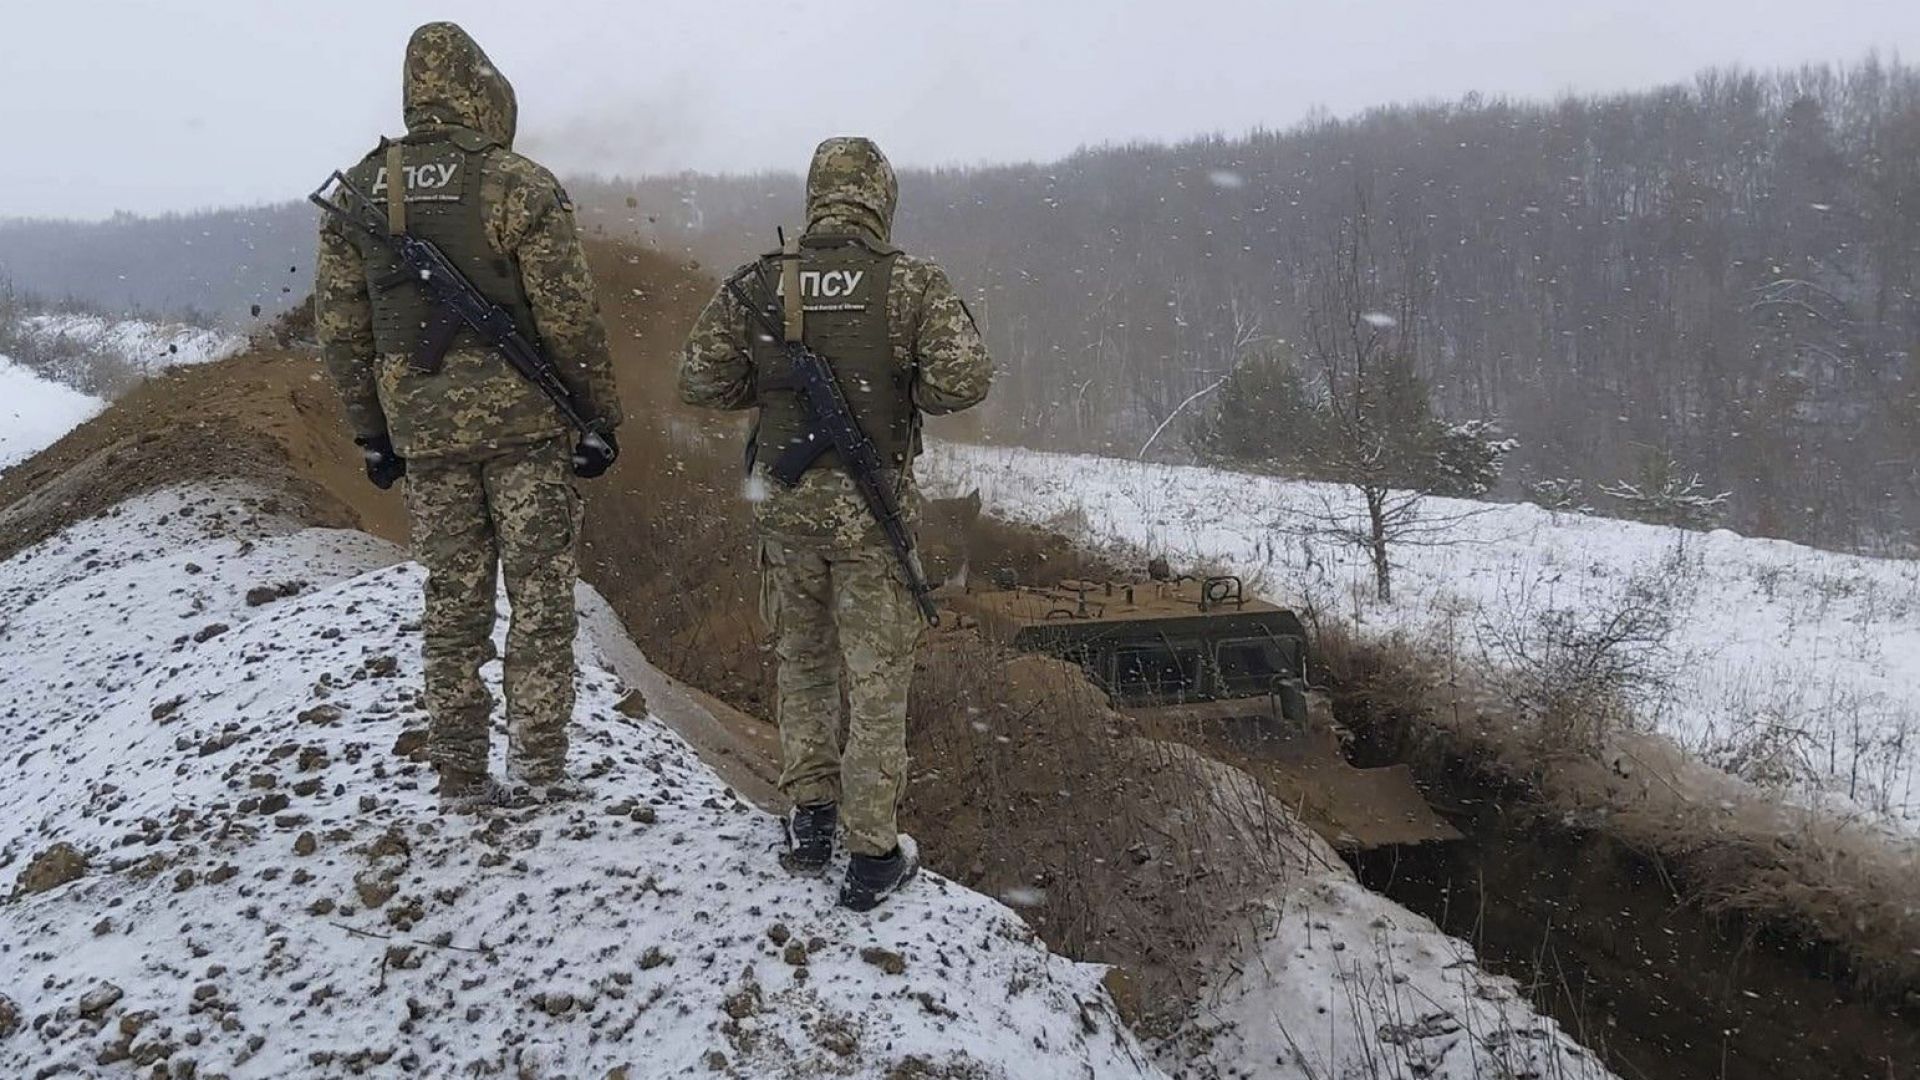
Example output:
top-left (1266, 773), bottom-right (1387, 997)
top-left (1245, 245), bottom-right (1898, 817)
top-left (346, 128), bottom-right (541, 361)
top-left (750, 234), bottom-right (915, 476)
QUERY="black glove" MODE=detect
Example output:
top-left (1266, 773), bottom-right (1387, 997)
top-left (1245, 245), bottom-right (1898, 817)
top-left (356, 434), bottom-right (407, 490)
top-left (572, 430), bottom-right (618, 479)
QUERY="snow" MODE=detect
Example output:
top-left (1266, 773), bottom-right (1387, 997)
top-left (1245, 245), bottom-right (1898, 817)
top-left (20, 313), bottom-right (248, 375)
top-left (0, 479), bottom-right (1625, 1079)
top-left (1167, 875), bottom-right (1614, 1080)
top-left (0, 483), bottom-right (1160, 1078)
top-left (923, 444), bottom-right (1920, 830)
top-left (0, 354), bottom-right (105, 472)
top-left (1149, 752), bottom-right (1616, 1080)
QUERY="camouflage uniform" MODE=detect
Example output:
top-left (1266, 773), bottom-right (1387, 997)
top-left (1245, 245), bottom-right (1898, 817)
top-left (678, 137), bottom-right (993, 857)
top-left (314, 23), bottom-right (621, 791)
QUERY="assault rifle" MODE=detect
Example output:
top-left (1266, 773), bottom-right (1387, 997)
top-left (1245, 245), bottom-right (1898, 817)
top-left (726, 257), bottom-right (941, 626)
top-left (307, 170), bottom-right (610, 456)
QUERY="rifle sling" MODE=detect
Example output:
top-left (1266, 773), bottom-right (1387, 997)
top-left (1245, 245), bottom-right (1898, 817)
top-left (385, 144), bottom-right (406, 235)
top-left (780, 232), bottom-right (803, 342)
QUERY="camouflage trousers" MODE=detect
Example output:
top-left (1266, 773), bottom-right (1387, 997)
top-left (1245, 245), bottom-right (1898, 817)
top-left (405, 437), bottom-right (582, 786)
top-left (762, 540), bottom-right (925, 857)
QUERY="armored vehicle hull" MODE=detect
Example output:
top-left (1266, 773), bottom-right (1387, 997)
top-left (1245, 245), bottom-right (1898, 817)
top-left (946, 575), bottom-right (1457, 849)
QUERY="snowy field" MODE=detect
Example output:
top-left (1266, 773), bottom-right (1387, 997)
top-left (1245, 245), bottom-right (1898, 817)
top-left (925, 444), bottom-right (1920, 830)
top-left (0, 355), bottom-right (104, 471)
top-left (20, 312), bottom-right (248, 375)
top-left (0, 481), bottom-right (1613, 1078)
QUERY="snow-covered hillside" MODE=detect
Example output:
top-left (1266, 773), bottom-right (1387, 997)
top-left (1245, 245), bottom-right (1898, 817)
top-left (20, 313), bottom-right (247, 375)
top-left (0, 479), bottom-right (1620, 1079)
top-left (0, 484), bottom-right (1158, 1078)
top-left (925, 444), bottom-right (1920, 830)
top-left (0, 355), bottom-right (104, 471)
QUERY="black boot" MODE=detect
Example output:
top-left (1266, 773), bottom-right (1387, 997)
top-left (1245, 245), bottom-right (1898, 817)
top-left (783, 802), bottom-right (838, 875)
top-left (839, 846), bottom-right (918, 912)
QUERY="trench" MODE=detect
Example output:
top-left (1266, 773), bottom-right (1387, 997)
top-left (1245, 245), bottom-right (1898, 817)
top-left (560, 244), bottom-right (1920, 1074)
top-left (1343, 746), bottom-right (1920, 1080)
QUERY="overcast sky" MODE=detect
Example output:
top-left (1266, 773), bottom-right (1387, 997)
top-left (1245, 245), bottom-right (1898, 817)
top-left (3, 0), bottom-right (1917, 220)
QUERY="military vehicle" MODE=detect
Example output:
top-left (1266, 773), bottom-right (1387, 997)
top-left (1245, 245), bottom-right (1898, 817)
top-left (945, 572), bottom-right (1458, 849)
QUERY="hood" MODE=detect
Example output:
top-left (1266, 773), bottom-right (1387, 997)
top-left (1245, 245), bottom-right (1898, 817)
top-left (402, 22), bottom-right (518, 147)
top-left (805, 137), bottom-right (897, 242)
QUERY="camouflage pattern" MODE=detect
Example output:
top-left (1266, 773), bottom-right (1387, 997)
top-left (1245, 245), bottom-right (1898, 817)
top-left (678, 136), bottom-right (993, 548)
top-left (315, 20), bottom-right (621, 461)
top-left (804, 137), bottom-right (899, 240)
top-left (678, 137), bottom-right (993, 855)
top-left (401, 22), bottom-right (517, 145)
top-left (405, 437), bottom-right (581, 785)
top-left (315, 23), bottom-right (611, 792)
top-left (762, 541), bottom-right (924, 857)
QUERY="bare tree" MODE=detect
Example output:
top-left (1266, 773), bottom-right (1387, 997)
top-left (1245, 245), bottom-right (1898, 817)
top-left (1297, 193), bottom-right (1431, 602)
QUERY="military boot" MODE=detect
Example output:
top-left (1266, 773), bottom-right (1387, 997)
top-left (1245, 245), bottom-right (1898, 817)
top-left (437, 770), bottom-right (507, 812)
top-left (782, 803), bottom-right (838, 875)
top-left (839, 843), bottom-right (918, 912)
top-left (502, 759), bottom-right (584, 806)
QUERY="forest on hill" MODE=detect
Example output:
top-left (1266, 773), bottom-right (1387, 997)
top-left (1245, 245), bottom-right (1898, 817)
top-left (584, 58), bottom-right (1920, 552)
top-left (7, 57), bottom-right (1918, 551)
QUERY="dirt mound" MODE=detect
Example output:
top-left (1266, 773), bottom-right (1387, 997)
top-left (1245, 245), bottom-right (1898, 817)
top-left (0, 486), bottom-right (1156, 1080)
top-left (0, 347), bottom-right (404, 562)
top-left (0, 240), bottom-right (1319, 1041)
top-left (905, 636), bottom-right (1330, 1035)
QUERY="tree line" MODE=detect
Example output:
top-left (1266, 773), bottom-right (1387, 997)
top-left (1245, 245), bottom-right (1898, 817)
top-left (577, 57), bottom-right (1920, 554)
top-left (7, 56), bottom-right (1916, 552)
top-left (0, 205), bottom-right (310, 327)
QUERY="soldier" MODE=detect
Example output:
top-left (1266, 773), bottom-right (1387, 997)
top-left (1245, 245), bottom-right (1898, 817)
top-left (678, 137), bottom-right (993, 910)
top-left (314, 22), bottom-right (622, 807)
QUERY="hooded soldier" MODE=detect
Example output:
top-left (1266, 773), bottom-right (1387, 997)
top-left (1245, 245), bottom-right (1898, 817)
top-left (678, 137), bottom-right (993, 911)
top-left (315, 22), bottom-right (622, 807)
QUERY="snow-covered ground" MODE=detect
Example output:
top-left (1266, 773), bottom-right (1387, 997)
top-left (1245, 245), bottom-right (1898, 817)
top-left (0, 481), bottom-right (1616, 1078)
top-left (19, 313), bottom-right (248, 375)
top-left (0, 354), bottom-right (104, 471)
top-left (0, 484), bottom-right (1157, 1078)
top-left (1150, 756), bottom-right (1615, 1080)
top-left (1170, 876), bottom-right (1614, 1080)
top-left (0, 312), bottom-right (245, 470)
top-left (924, 444), bottom-right (1920, 830)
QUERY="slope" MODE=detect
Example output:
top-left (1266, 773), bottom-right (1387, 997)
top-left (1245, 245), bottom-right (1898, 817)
top-left (0, 244), bottom-right (1637, 1079)
top-left (0, 481), bottom-right (1158, 1079)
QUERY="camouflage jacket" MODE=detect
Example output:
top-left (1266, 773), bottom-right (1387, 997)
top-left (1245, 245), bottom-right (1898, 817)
top-left (314, 22), bottom-right (621, 462)
top-left (677, 139), bottom-right (993, 551)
